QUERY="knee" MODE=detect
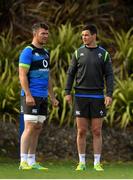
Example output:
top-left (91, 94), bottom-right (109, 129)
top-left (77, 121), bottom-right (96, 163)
top-left (24, 126), bottom-right (34, 135)
top-left (24, 124), bottom-right (42, 135)
top-left (77, 128), bottom-right (87, 138)
top-left (92, 127), bottom-right (101, 137)
top-left (34, 123), bottom-right (42, 133)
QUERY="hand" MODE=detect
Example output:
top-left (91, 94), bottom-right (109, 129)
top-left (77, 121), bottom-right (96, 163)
top-left (104, 96), bottom-right (112, 107)
top-left (65, 95), bottom-right (72, 105)
top-left (26, 95), bottom-right (36, 106)
top-left (51, 98), bottom-right (59, 107)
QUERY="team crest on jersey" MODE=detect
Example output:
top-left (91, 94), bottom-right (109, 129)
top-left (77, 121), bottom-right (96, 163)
top-left (98, 53), bottom-right (102, 58)
top-left (34, 52), bottom-right (40, 56)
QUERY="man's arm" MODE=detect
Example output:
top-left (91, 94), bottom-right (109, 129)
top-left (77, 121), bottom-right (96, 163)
top-left (19, 47), bottom-right (35, 106)
top-left (19, 67), bottom-right (35, 106)
top-left (65, 53), bottom-right (77, 94)
top-left (104, 53), bottom-right (114, 106)
top-left (65, 52), bottom-right (77, 104)
top-left (48, 74), bottom-right (59, 107)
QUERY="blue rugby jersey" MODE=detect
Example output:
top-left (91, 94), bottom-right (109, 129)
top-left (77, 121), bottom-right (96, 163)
top-left (19, 44), bottom-right (50, 97)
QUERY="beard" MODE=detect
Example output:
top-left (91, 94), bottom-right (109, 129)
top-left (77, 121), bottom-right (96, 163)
top-left (38, 38), bottom-right (47, 45)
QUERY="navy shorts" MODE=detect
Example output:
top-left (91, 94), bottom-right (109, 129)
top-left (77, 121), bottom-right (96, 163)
top-left (21, 96), bottom-right (48, 116)
top-left (74, 97), bottom-right (106, 119)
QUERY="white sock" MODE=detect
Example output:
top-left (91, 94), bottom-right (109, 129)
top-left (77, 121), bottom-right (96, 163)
top-left (79, 154), bottom-right (85, 164)
top-left (94, 154), bottom-right (101, 165)
top-left (20, 153), bottom-right (28, 163)
top-left (27, 154), bottom-right (36, 166)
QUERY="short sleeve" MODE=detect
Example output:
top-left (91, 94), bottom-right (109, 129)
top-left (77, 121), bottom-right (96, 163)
top-left (19, 47), bottom-right (32, 68)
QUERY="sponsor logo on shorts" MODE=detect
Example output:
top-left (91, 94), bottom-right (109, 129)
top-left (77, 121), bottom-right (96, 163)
top-left (32, 109), bottom-right (38, 114)
top-left (21, 105), bottom-right (23, 113)
top-left (76, 111), bottom-right (80, 115)
top-left (100, 110), bottom-right (103, 116)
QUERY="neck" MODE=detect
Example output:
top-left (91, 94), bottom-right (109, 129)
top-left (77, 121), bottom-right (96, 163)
top-left (86, 44), bottom-right (97, 48)
top-left (32, 40), bottom-right (44, 49)
top-left (86, 42), bottom-right (97, 48)
top-left (86, 41), bottom-right (97, 48)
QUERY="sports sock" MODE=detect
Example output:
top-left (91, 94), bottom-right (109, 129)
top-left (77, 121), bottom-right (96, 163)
top-left (27, 154), bottom-right (36, 165)
top-left (94, 154), bottom-right (101, 165)
top-left (20, 153), bottom-right (28, 163)
top-left (79, 154), bottom-right (86, 164)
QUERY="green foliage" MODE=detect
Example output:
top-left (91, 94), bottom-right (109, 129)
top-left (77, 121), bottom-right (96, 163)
top-left (47, 23), bottom-right (81, 126)
top-left (99, 27), bottom-right (133, 129)
top-left (37, 0), bottom-right (128, 30)
top-left (0, 31), bottom-right (25, 75)
top-left (0, 75), bottom-right (20, 122)
top-left (0, 24), bottom-right (79, 125)
top-left (0, 0), bottom-right (131, 40)
top-left (110, 27), bottom-right (133, 78)
top-left (99, 26), bottom-right (133, 79)
top-left (0, 31), bottom-right (25, 121)
top-left (48, 69), bottom-right (74, 127)
top-left (0, 23), bottom-right (133, 129)
top-left (48, 23), bottom-right (81, 77)
top-left (0, 0), bottom-right (44, 39)
top-left (106, 77), bottom-right (133, 128)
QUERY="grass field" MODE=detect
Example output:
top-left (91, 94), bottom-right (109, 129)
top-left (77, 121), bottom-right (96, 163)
top-left (0, 158), bottom-right (133, 179)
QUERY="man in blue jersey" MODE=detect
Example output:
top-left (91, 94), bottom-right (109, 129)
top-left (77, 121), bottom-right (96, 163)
top-left (19, 22), bottom-right (59, 170)
top-left (65, 24), bottom-right (114, 171)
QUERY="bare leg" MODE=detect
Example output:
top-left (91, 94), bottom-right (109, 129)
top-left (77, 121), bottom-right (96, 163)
top-left (92, 118), bottom-right (103, 168)
top-left (91, 118), bottom-right (103, 154)
top-left (28, 122), bottom-right (42, 154)
top-left (76, 117), bottom-right (88, 164)
top-left (20, 121), bottom-right (36, 154)
top-left (26, 122), bottom-right (42, 165)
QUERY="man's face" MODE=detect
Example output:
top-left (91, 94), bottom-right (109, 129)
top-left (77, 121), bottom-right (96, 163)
top-left (34, 28), bottom-right (49, 45)
top-left (81, 30), bottom-right (96, 46)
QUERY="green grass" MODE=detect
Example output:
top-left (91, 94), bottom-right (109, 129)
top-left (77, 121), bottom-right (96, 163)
top-left (0, 158), bottom-right (133, 179)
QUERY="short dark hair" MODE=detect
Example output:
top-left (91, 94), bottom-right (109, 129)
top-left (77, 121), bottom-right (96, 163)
top-left (32, 22), bottom-right (49, 32)
top-left (82, 24), bottom-right (97, 35)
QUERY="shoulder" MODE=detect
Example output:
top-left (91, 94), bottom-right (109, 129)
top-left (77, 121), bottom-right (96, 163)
top-left (76, 45), bottom-right (85, 52)
top-left (44, 48), bottom-right (50, 56)
top-left (44, 48), bottom-right (49, 53)
top-left (74, 45), bottom-right (85, 59)
top-left (19, 45), bottom-right (33, 64)
top-left (20, 45), bottom-right (33, 56)
top-left (98, 46), bottom-right (110, 62)
top-left (98, 46), bottom-right (108, 53)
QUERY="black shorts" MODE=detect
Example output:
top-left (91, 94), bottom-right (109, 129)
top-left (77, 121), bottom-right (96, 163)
top-left (21, 96), bottom-right (48, 116)
top-left (74, 97), bottom-right (106, 119)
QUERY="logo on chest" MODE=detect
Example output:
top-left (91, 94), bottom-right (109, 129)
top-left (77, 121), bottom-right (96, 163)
top-left (35, 52), bottom-right (40, 56)
top-left (80, 53), bottom-right (84, 57)
top-left (98, 53), bottom-right (102, 58)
